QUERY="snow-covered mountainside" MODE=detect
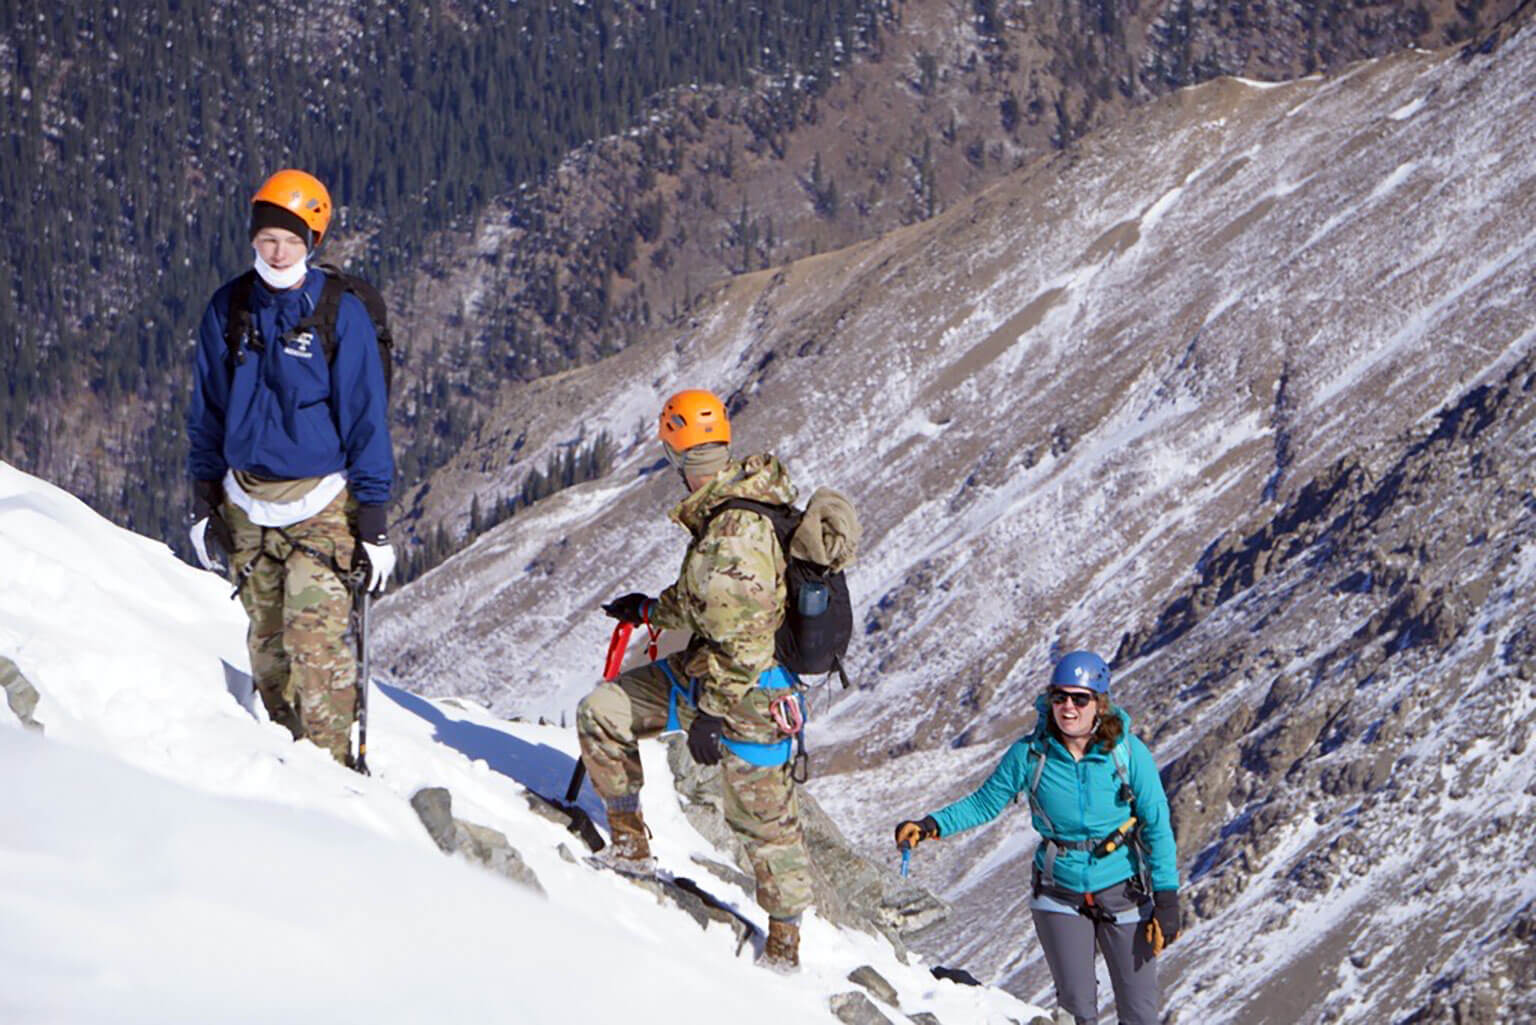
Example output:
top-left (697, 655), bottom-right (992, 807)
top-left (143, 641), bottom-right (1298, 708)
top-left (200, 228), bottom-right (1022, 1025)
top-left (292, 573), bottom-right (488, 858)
top-left (0, 461), bottom-right (1041, 1025)
top-left (373, 21), bottom-right (1536, 1025)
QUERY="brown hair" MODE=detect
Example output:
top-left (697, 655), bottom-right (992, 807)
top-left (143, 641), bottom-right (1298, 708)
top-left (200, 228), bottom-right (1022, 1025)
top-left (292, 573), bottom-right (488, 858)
top-left (1046, 693), bottom-right (1123, 752)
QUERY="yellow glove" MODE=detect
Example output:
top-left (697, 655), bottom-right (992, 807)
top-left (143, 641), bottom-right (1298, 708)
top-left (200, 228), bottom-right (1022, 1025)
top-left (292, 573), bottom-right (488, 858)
top-left (894, 816), bottom-right (939, 850)
top-left (1145, 890), bottom-right (1180, 955)
top-left (1145, 917), bottom-right (1166, 956)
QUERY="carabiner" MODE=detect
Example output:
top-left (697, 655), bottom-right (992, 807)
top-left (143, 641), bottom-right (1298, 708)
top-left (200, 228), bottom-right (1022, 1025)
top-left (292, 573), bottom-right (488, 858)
top-left (770, 692), bottom-right (805, 735)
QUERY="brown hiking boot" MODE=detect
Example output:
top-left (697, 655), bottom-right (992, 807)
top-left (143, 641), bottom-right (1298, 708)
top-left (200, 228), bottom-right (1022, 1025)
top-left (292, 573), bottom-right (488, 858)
top-left (760, 917), bottom-right (800, 972)
top-left (599, 809), bottom-right (654, 872)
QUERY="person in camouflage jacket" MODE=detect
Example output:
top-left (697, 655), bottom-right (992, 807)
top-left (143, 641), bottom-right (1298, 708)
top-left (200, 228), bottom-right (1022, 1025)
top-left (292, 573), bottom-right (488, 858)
top-left (576, 389), bottom-right (813, 971)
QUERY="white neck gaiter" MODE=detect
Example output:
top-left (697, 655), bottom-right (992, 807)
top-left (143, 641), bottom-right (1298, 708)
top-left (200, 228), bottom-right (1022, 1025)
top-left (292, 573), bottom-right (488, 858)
top-left (253, 250), bottom-right (308, 291)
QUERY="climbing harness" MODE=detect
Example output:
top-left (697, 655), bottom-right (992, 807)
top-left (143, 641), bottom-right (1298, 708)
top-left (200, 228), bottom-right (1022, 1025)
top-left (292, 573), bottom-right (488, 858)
top-left (1024, 737), bottom-right (1153, 896)
top-left (229, 524), bottom-right (349, 602)
top-left (654, 658), bottom-right (809, 779)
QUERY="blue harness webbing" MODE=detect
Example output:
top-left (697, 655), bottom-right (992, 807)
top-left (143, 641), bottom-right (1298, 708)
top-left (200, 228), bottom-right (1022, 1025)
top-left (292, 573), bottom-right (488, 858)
top-left (656, 659), bottom-right (799, 767)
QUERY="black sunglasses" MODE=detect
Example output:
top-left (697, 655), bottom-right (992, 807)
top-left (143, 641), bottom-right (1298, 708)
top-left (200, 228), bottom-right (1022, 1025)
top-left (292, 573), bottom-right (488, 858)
top-left (1049, 690), bottom-right (1096, 708)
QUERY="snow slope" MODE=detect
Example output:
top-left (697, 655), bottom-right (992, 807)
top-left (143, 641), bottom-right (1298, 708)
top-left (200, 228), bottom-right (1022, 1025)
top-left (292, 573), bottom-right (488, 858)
top-left (0, 460), bottom-right (1041, 1025)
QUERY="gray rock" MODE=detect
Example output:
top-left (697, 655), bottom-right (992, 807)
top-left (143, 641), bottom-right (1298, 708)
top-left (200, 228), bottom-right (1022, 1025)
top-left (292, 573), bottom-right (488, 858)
top-left (664, 735), bottom-right (950, 953)
top-left (847, 965), bottom-right (900, 1007)
top-left (1, 655), bottom-right (43, 733)
top-left (908, 1014), bottom-right (944, 1025)
top-left (456, 820), bottom-right (545, 894)
top-left (829, 991), bottom-right (894, 1025)
top-left (592, 860), bottom-right (757, 957)
top-left (410, 786), bottom-right (544, 894)
top-left (523, 789), bottom-right (576, 828)
top-left (410, 787), bottom-right (459, 853)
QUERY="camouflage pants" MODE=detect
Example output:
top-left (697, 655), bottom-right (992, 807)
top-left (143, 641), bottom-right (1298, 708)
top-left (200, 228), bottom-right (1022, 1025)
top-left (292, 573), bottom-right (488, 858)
top-left (576, 654), bottom-right (815, 919)
top-left (226, 491), bottom-right (357, 765)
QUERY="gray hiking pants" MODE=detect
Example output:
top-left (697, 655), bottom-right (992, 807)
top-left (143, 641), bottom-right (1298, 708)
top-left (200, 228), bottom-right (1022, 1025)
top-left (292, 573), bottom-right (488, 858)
top-left (1032, 896), bottom-right (1159, 1025)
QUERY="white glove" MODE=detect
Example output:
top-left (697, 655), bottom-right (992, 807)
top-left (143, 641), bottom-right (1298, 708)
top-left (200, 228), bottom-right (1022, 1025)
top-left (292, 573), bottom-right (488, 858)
top-left (361, 541), bottom-right (396, 594)
top-left (189, 518), bottom-right (218, 571)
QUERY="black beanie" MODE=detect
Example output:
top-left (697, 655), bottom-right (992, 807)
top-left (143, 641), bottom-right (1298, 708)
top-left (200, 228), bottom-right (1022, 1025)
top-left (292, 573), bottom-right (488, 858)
top-left (250, 201), bottom-right (313, 249)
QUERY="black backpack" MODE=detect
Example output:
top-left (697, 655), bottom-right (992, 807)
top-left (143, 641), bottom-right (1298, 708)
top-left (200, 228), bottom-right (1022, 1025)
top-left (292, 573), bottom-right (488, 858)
top-left (705, 497), bottom-right (854, 685)
top-left (222, 263), bottom-right (394, 392)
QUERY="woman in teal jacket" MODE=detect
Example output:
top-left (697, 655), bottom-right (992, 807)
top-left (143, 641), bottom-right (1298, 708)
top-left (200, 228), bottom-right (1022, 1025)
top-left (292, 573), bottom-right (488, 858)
top-left (895, 651), bottom-right (1180, 1025)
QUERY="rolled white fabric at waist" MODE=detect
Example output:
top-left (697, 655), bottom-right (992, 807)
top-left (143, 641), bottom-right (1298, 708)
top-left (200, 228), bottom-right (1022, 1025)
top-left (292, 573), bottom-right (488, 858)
top-left (224, 470), bottom-right (347, 528)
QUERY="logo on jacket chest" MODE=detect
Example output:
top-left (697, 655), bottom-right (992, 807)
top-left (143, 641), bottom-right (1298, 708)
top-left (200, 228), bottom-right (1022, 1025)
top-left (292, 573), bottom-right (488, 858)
top-left (280, 329), bottom-right (317, 359)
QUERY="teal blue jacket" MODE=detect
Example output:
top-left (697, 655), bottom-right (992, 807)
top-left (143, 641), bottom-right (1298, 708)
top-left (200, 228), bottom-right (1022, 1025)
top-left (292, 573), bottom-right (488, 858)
top-left (929, 699), bottom-right (1179, 894)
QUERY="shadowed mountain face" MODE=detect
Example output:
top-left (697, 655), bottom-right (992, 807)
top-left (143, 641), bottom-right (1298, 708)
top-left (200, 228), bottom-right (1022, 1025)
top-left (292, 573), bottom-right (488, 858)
top-left (376, 17), bottom-right (1536, 1023)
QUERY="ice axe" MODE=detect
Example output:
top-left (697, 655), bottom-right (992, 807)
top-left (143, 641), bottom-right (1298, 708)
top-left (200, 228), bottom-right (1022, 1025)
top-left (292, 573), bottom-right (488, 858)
top-left (550, 758), bottom-right (605, 852)
top-left (543, 618), bottom-right (662, 852)
top-left (603, 618), bottom-right (660, 681)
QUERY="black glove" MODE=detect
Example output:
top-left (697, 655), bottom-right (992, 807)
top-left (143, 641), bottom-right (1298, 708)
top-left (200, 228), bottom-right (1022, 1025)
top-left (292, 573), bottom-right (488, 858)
top-left (206, 512), bottom-right (234, 559)
top-left (602, 592), bottom-right (654, 624)
top-left (687, 713), bottom-right (725, 766)
top-left (1147, 889), bottom-right (1180, 953)
top-left (355, 503), bottom-right (389, 546)
top-left (192, 478), bottom-right (223, 521)
top-left (190, 479), bottom-right (233, 566)
top-left (894, 816), bottom-right (940, 851)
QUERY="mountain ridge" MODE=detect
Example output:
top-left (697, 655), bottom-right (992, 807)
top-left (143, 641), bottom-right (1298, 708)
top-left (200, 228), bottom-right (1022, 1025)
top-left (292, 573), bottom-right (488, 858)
top-left (374, 20), bottom-right (1536, 1022)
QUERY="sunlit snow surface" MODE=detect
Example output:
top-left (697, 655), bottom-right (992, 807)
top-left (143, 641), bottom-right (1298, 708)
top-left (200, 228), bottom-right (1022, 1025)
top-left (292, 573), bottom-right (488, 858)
top-left (0, 461), bottom-right (1040, 1025)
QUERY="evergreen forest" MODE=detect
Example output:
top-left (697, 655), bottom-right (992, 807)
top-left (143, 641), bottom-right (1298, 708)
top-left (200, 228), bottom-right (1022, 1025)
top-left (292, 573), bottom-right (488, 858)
top-left (0, 0), bottom-right (896, 564)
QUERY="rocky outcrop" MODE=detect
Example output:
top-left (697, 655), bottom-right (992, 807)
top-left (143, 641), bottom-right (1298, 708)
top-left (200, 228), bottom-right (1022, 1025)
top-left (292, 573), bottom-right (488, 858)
top-left (847, 965), bottom-right (900, 1007)
top-left (664, 736), bottom-right (950, 953)
top-left (828, 990), bottom-right (894, 1025)
top-left (1107, 352), bottom-right (1536, 1016)
top-left (1, 655), bottom-right (43, 733)
top-left (393, 0), bottom-right (1527, 546)
top-left (410, 787), bottom-right (544, 895)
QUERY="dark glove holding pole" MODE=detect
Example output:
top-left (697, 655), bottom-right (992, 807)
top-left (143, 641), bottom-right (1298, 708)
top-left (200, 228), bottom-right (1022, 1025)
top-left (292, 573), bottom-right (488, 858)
top-left (1146, 889), bottom-right (1181, 954)
top-left (686, 712), bottom-right (725, 766)
top-left (189, 479), bottom-right (233, 571)
top-left (602, 592), bottom-right (654, 625)
top-left (894, 816), bottom-right (940, 851)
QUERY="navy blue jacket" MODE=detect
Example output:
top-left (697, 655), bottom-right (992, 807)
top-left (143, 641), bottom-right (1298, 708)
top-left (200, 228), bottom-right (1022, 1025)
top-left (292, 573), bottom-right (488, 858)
top-left (186, 270), bottom-right (393, 507)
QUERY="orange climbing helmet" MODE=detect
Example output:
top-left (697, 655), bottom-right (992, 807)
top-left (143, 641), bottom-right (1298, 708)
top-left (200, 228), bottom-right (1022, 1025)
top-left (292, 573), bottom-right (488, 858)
top-left (250, 169), bottom-right (333, 248)
top-left (658, 389), bottom-right (731, 451)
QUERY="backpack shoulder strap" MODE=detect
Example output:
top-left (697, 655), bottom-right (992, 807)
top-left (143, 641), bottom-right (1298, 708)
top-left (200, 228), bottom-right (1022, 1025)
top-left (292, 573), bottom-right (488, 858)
top-left (1024, 742), bottom-right (1051, 817)
top-left (1110, 736), bottom-right (1134, 790)
top-left (309, 263), bottom-right (393, 392)
top-left (222, 270), bottom-right (258, 375)
top-left (1110, 734), bottom-right (1155, 893)
top-left (299, 269), bottom-right (347, 365)
top-left (705, 498), bottom-right (801, 549)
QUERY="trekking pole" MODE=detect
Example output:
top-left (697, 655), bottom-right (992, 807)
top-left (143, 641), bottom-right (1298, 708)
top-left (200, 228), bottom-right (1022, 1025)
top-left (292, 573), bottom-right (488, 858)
top-left (899, 844), bottom-right (912, 878)
top-left (352, 574), bottom-right (372, 776)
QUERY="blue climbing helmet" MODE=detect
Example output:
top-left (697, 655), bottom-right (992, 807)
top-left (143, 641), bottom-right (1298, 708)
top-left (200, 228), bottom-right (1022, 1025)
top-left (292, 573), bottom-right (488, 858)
top-left (1050, 650), bottom-right (1111, 693)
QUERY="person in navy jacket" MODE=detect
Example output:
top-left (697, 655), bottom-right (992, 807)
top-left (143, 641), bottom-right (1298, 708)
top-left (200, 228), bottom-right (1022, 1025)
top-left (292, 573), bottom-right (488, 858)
top-left (185, 169), bottom-right (393, 768)
top-left (894, 651), bottom-right (1180, 1025)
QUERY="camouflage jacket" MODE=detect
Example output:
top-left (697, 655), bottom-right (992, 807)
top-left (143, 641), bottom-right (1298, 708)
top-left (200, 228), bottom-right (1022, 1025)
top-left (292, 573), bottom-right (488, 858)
top-left (651, 454), bottom-right (796, 733)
